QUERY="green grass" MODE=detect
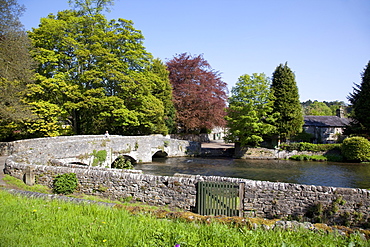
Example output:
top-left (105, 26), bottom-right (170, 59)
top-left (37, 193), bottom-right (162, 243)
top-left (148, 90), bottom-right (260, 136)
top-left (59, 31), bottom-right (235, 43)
top-left (2, 175), bottom-right (52, 193)
top-left (1, 190), bottom-right (368, 247)
top-left (289, 154), bottom-right (328, 161)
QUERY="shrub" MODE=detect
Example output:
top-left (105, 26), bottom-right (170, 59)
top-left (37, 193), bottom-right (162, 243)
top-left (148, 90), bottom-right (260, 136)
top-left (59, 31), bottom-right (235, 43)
top-left (112, 156), bottom-right (134, 169)
top-left (341, 136), bottom-right (370, 162)
top-left (53, 173), bottom-right (78, 195)
top-left (289, 154), bottom-right (327, 161)
top-left (280, 142), bottom-right (341, 152)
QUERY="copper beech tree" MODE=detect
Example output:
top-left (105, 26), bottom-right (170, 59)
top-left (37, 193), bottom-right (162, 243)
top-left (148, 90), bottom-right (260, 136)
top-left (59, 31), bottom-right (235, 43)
top-left (166, 53), bottom-right (228, 133)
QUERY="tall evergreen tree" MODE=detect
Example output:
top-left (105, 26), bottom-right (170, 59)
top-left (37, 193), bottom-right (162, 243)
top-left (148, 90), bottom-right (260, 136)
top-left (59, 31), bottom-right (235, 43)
top-left (348, 61), bottom-right (370, 136)
top-left (271, 63), bottom-right (303, 142)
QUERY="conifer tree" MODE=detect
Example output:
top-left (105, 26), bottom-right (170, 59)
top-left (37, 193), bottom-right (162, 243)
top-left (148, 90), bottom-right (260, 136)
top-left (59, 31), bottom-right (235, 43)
top-left (271, 63), bottom-right (303, 142)
top-left (348, 61), bottom-right (370, 135)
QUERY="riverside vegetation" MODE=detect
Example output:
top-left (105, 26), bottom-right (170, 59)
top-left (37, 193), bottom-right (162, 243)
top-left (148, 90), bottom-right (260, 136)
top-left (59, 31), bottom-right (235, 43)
top-left (281, 138), bottom-right (370, 163)
top-left (1, 175), bottom-right (370, 246)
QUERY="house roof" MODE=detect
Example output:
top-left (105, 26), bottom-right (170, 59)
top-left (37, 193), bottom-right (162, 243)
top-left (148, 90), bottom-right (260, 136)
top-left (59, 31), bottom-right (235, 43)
top-left (304, 115), bottom-right (351, 127)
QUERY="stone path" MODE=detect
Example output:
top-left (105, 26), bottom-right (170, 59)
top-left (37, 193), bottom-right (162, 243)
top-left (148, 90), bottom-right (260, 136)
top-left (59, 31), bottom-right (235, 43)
top-left (0, 156), bottom-right (7, 186)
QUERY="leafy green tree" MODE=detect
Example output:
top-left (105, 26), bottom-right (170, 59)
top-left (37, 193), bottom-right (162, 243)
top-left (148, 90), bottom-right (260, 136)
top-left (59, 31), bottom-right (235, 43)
top-left (305, 101), bottom-right (332, 116)
top-left (271, 63), bottom-right (303, 142)
top-left (0, 0), bottom-right (35, 140)
top-left (27, 3), bottom-right (171, 136)
top-left (301, 100), bottom-right (348, 116)
top-left (149, 59), bottom-right (176, 133)
top-left (348, 61), bottom-right (370, 135)
top-left (225, 73), bottom-right (277, 147)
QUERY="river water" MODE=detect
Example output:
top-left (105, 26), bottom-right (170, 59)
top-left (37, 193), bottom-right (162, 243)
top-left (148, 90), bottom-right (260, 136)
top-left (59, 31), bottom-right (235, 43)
top-left (135, 157), bottom-right (370, 189)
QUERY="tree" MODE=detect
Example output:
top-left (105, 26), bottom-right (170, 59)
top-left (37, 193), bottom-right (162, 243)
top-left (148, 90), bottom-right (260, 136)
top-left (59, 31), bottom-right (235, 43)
top-left (166, 53), bottom-right (228, 133)
top-left (271, 63), bottom-right (303, 141)
top-left (27, 4), bottom-right (171, 136)
top-left (149, 58), bottom-right (176, 133)
top-left (347, 61), bottom-right (370, 136)
top-left (301, 100), bottom-right (348, 116)
top-left (0, 0), bottom-right (34, 140)
top-left (225, 73), bottom-right (277, 147)
top-left (305, 101), bottom-right (332, 116)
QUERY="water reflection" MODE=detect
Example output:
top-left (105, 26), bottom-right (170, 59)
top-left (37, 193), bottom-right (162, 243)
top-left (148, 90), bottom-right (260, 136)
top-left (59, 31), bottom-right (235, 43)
top-left (134, 157), bottom-right (370, 189)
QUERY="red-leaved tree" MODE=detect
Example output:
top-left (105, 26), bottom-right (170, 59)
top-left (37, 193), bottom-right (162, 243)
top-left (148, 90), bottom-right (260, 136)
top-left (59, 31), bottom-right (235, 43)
top-left (166, 53), bottom-right (228, 133)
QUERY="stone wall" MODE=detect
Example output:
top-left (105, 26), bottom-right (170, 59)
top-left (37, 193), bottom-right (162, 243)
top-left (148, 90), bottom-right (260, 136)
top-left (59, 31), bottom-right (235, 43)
top-left (4, 154), bottom-right (370, 226)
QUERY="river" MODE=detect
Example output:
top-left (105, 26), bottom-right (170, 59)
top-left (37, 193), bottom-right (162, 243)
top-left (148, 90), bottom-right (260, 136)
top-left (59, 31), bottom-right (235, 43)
top-left (135, 157), bottom-right (370, 189)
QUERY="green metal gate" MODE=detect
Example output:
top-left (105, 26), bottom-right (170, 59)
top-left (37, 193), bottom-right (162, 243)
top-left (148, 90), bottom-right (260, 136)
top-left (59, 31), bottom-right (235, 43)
top-left (196, 181), bottom-right (244, 217)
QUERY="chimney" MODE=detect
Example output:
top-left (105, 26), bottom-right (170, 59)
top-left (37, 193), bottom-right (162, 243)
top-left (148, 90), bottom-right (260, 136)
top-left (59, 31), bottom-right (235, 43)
top-left (336, 107), bottom-right (345, 118)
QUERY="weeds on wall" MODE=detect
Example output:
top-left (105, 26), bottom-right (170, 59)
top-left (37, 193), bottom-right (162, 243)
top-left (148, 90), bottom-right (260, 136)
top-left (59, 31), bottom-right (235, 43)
top-left (91, 150), bottom-right (107, 166)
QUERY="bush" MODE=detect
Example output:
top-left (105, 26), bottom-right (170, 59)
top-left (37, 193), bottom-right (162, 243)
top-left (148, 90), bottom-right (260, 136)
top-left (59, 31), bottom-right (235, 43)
top-left (289, 154), bottom-right (327, 161)
top-left (112, 156), bottom-right (134, 169)
top-left (280, 142), bottom-right (341, 152)
top-left (53, 173), bottom-right (78, 195)
top-left (341, 136), bottom-right (370, 162)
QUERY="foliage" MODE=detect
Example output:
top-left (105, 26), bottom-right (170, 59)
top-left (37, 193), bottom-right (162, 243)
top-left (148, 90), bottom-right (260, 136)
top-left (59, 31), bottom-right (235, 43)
top-left (279, 142), bottom-right (341, 152)
top-left (68, 0), bottom-right (114, 15)
top-left (91, 149), bottom-right (107, 166)
top-left (341, 136), bottom-right (370, 162)
top-left (271, 63), bottom-right (304, 141)
top-left (289, 154), bottom-right (327, 161)
top-left (290, 130), bottom-right (314, 143)
top-left (1, 190), bottom-right (368, 246)
top-left (301, 100), bottom-right (348, 116)
top-left (52, 173), bottom-right (78, 195)
top-left (166, 53), bottom-right (228, 133)
top-left (149, 58), bottom-right (176, 134)
top-left (347, 61), bottom-right (370, 136)
top-left (27, 5), bottom-right (171, 137)
top-left (3, 174), bottom-right (51, 194)
top-left (111, 156), bottom-right (134, 169)
top-left (304, 101), bottom-right (332, 116)
top-left (225, 73), bottom-right (277, 147)
top-left (0, 0), bottom-right (35, 141)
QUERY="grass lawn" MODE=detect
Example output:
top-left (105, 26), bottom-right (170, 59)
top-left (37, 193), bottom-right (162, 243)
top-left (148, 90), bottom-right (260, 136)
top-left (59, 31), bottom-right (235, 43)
top-left (1, 189), bottom-right (369, 247)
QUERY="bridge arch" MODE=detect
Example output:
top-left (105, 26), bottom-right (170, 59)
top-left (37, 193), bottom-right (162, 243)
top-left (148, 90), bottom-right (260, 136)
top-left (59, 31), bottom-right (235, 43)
top-left (111, 155), bottom-right (136, 169)
top-left (152, 150), bottom-right (168, 158)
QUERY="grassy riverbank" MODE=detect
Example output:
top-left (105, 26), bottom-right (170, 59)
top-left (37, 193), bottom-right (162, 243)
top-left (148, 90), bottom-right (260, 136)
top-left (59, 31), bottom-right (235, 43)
top-left (1, 189), bottom-right (368, 247)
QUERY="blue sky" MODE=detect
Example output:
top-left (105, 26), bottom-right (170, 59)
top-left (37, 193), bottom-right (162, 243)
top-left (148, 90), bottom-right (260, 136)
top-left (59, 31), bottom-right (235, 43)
top-left (18, 0), bottom-right (370, 103)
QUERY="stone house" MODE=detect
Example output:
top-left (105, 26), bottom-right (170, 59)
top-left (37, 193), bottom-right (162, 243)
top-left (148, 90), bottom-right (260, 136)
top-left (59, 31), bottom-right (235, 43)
top-left (303, 108), bottom-right (351, 143)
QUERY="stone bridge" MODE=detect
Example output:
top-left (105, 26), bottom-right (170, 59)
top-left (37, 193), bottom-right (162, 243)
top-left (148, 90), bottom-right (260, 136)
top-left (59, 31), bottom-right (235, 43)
top-left (0, 135), bottom-right (200, 166)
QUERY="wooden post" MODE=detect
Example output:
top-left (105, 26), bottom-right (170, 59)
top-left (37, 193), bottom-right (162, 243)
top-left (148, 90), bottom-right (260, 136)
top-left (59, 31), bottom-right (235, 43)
top-left (25, 165), bottom-right (35, 186)
top-left (239, 182), bottom-right (245, 217)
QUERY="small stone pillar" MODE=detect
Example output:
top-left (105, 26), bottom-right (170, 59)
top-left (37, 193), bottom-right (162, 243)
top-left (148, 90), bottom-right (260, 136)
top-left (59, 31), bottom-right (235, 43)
top-left (25, 165), bottom-right (35, 186)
